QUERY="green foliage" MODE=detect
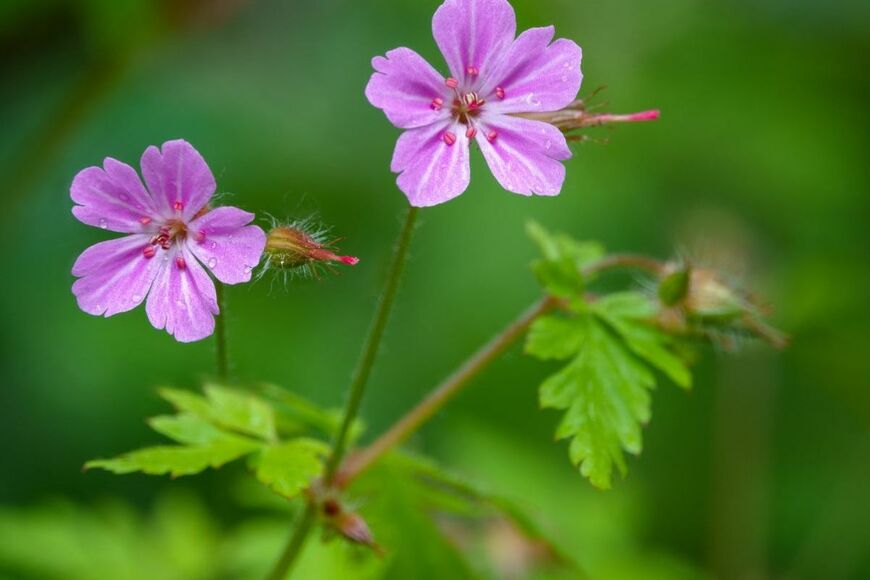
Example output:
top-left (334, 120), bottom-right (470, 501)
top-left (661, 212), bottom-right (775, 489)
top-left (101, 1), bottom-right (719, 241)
top-left (255, 439), bottom-right (329, 498)
top-left (86, 385), bottom-right (330, 499)
top-left (526, 221), bottom-right (604, 298)
top-left (527, 226), bottom-right (693, 489)
top-left (657, 266), bottom-right (691, 306)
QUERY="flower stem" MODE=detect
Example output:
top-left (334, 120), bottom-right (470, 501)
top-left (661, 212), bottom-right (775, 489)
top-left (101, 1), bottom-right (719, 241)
top-left (264, 206), bottom-right (419, 580)
top-left (215, 282), bottom-right (229, 381)
top-left (265, 502), bottom-right (317, 580)
top-left (324, 205), bottom-right (419, 481)
top-left (334, 253), bottom-right (666, 487)
top-left (335, 295), bottom-right (559, 487)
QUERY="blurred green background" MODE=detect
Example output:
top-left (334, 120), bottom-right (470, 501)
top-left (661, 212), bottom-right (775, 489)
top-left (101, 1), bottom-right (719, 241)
top-left (1, 0), bottom-right (868, 578)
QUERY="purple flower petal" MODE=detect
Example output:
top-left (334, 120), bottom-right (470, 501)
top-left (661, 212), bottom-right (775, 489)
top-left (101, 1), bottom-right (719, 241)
top-left (432, 0), bottom-right (516, 83)
top-left (72, 234), bottom-right (162, 316)
top-left (187, 206), bottom-right (266, 285)
top-left (366, 48), bottom-right (451, 129)
top-left (146, 245), bottom-right (219, 343)
top-left (71, 158), bottom-right (159, 233)
top-left (474, 115), bottom-right (570, 196)
top-left (483, 26), bottom-right (582, 114)
top-left (392, 121), bottom-right (471, 207)
top-left (140, 139), bottom-right (216, 221)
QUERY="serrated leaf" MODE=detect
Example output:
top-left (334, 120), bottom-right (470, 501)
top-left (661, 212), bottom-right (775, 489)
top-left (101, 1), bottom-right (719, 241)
top-left (160, 386), bottom-right (278, 442)
top-left (526, 221), bottom-right (604, 298)
top-left (203, 384), bottom-right (278, 441)
top-left (525, 315), bottom-right (587, 360)
top-left (147, 413), bottom-right (229, 445)
top-left (595, 292), bottom-right (692, 389)
top-left (260, 384), bottom-right (365, 442)
top-left (254, 439), bottom-right (329, 498)
top-left (86, 437), bottom-right (261, 478)
top-left (530, 314), bottom-right (656, 489)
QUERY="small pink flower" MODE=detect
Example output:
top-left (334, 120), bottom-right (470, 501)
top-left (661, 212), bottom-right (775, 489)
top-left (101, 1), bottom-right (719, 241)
top-left (365, 0), bottom-right (582, 206)
top-left (70, 139), bottom-right (267, 342)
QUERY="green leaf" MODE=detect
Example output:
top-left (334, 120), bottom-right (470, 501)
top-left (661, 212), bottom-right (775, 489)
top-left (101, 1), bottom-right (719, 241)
top-left (254, 439), bottom-right (330, 498)
top-left (595, 292), bottom-right (692, 389)
top-left (159, 385), bottom-right (278, 442)
top-left (147, 413), bottom-right (228, 445)
top-left (525, 315), bottom-right (587, 360)
top-left (85, 437), bottom-right (261, 478)
top-left (529, 314), bottom-right (657, 489)
top-left (526, 221), bottom-right (604, 298)
top-left (260, 384), bottom-right (365, 442)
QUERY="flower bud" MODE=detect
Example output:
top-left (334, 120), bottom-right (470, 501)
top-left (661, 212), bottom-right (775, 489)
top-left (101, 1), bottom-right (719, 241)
top-left (263, 218), bottom-right (359, 278)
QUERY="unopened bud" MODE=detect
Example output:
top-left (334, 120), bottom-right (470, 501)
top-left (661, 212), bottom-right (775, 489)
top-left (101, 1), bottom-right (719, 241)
top-left (263, 219), bottom-right (359, 278)
top-left (685, 268), bottom-right (743, 321)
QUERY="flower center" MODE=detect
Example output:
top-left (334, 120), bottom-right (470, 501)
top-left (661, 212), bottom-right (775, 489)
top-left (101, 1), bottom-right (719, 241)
top-left (452, 91), bottom-right (486, 124)
top-left (143, 219), bottom-right (196, 261)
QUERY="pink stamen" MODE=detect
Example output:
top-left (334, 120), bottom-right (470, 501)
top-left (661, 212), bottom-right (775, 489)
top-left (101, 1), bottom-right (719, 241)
top-left (466, 65), bottom-right (479, 76)
top-left (486, 130), bottom-right (498, 143)
top-left (495, 86), bottom-right (506, 100)
top-left (339, 256), bottom-right (360, 266)
top-left (139, 216), bottom-right (152, 225)
top-left (143, 246), bottom-right (156, 259)
top-left (194, 230), bottom-right (206, 243)
top-left (430, 97), bottom-right (444, 111)
top-left (175, 256), bottom-right (187, 269)
top-left (445, 77), bottom-right (459, 89)
top-left (466, 126), bottom-right (477, 139)
top-left (443, 131), bottom-right (457, 146)
top-left (173, 201), bottom-right (184, 211)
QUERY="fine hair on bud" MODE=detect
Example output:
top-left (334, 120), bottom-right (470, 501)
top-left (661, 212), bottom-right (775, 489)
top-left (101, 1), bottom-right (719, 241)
top-left (259, 215), bottom-right (359, 286)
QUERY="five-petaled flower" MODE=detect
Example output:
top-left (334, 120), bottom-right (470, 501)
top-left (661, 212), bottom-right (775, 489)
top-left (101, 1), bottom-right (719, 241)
top-left (365, 0), bottom-right (583, 207)
top-left (70, 139), bottom-right (267, 342)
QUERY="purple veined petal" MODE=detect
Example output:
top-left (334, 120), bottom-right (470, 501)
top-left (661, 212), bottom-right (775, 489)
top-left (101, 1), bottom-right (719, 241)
top-left (365, 48), bottom-right (452, 129)
top-left (71, 234), bottom-right (162, 317)
top-left (474, 114), bottom-right (571, 196)
top-left (482, 27), bottom-right (582, 114)
top-left (70, 159), bottom-right (159, 233)
top-left (140, 139), bottom-right (216, 221)
top-left (187, 206), bottom-right (267, 285)
top-left (391, 121), bottom-right (471, 207)
top-left (146, 244), bottom-right (219, 343)
top-left (432, 0), bottom-right (516, 84)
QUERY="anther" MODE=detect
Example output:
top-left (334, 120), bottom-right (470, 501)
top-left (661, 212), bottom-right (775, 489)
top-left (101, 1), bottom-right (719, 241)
top-left (143, 246), bottom-right (156, 259)
top-left (466, 126), bottom-right (477, 139)
top-left (173, 200), bottom-right (184, 211)
top-left (430, 97), bottom-right (444, 111)
top-left (486, 130), bottom-right (498, 143)
top-left (495, 86), bottom-right (506, 100)
top-left (443, 131), bottom-right (457, 146)
top-left (194, 230), bottom-right (206, 243)
top-left (175, 256), bottom-right (187, 269)
top-left (466, 65), bottom-right (479, 76)
top-left (139, 216), bottom-right (152, 225)
top-left (445, 77), bottom-right (459, 89)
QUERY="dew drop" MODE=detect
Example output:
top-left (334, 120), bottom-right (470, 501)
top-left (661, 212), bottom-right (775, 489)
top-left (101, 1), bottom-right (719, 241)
top-left (210, 241), bottom-right (217, 249)
top-left (545, 140), bottom-right (552, 150)
top-left (561, 75), bottom-right (568, 82)
top-left (208, 258), bottom-right (217, 269)
top-left (132, 293), bottom-right (142, 302)
top-left (243, 265), bottom-right (252, 274)
top-left (99, 218), bottom-right (108, 229)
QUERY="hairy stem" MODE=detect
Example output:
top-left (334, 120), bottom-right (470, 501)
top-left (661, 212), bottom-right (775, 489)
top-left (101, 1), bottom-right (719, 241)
top-left (335, 253), bottom-right (666, 486)
top-left (215, 283), bottom-right (229, 381)
top-left (324, 206), bottom-right (420, 480)
top-left (265, 206), bottom-right (419, 580)
top-left (265, 502), bottom-right (317, 580)
top-left (336, 295), bottom-right (559, 487)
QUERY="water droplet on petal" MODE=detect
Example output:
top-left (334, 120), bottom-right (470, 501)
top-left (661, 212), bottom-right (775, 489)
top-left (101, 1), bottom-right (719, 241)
top-left (210, 241), bottom-right (217, 249)
top-left (99, 219), bottom-right (108, 229)
top-left (208, 258), bottom-right (217, 269)
top-left (243, 265), bottom-right (252, 274)
top-left (545, 140), bottom-right (552, 150)
top-left (561, 75), bottom-right (568, 82)
top-left (132, 293), bottom-right (142, 302)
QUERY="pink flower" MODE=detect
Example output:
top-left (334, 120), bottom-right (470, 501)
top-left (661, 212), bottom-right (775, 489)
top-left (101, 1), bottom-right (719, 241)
top-left (365, 0), bottom-right (582, 207)
top-left (70, 140), bottom-right (267, 342)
